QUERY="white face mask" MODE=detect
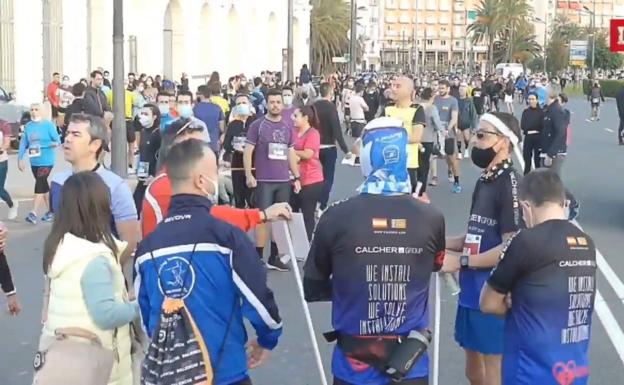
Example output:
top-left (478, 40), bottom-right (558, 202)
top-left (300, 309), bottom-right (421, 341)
top-left (283, 95), bottom-right (293, 106)
top-left (201, 175), bottom-right (219, 204)
top-left (139, 115), bottom-right (153, 128)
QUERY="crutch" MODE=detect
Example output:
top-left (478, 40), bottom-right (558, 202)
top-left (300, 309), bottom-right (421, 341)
top-left (280, 221), bottom-right (329, 385)
top-left (431, 272), bottom-right (441, 385)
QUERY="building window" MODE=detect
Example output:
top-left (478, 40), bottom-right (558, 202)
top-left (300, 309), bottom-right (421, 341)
top-left (400, 0), bottom-right (410, 10)
top-left (399, 14), bottom-right (411, 23)
top-left (386, 0), bottom-right (397, 9)
top-left (426, 0), bottom-right (436, 11)
top-left (441, 40), bottom-right (447, 46)
top-left (427, 39), bottom-right (433, 45)
top-left (439, 0), bottom-right (450, 11)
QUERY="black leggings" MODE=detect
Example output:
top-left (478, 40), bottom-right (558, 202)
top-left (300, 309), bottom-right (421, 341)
top-left (334, 377), bottom-right (427, 385)
top-left (522, 134), bottom-right (541, 175)
top-left (290, 182), bottom-right (323, 240)
top-left (408, 168), bottom-right (418, 194)
top-left (417, 142), bottom-right (434, 195)
top-left (31, 166), bottom-right (52, 194)
top-left (232, 169), bottom-right (254, 208)
top-left (133, 180), bottom-right (147, 215)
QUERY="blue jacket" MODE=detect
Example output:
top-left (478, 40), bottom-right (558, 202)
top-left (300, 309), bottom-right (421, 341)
top-left (134, 194), bottom-right (282, 385)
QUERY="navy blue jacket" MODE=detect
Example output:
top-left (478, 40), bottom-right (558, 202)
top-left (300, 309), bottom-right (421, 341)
top-left (134, 194), bottom-right (282, 385)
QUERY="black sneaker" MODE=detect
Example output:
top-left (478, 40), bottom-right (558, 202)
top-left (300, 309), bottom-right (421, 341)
top-left (267, 256), bottom-right (290, 272)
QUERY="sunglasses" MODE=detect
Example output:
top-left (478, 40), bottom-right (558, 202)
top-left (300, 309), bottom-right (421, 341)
top-left (475, 130), bottom-right (501, 140)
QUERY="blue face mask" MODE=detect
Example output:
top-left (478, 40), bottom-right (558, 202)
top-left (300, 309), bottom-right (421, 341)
top-left (158, 104), bottom-right (169, 115)
top-left (235, 103), bottom-right (251, 116)
top-left (178, 104), bottom-right (193, 119)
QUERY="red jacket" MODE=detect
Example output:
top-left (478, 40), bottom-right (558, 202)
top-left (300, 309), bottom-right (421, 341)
top-left (142, 169), bottom-right (263, 237)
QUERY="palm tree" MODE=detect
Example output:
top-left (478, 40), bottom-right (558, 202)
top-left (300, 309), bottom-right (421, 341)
top-left (467, 0), bottom-right (503, 68)
top-left (499, 0), bottom-right (533, 62)
top-left (494, 21), bottom-right (541, 67)
top-left (310, 0), bottom-right (350, 74)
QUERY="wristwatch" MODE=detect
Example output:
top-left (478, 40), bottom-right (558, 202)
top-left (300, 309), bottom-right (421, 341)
top-left (460, 254), bottom-right (470, 269)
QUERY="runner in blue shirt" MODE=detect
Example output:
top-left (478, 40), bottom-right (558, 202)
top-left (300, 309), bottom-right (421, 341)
top-left (481, 169), bottom-right (596, 385)
top-left (18, 104), bottom-right (60, 224)
top-left (442, 112), bottom-right (523, 385)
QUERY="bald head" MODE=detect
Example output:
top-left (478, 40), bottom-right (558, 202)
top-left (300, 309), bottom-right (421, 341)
top-left (391, 76), bottom-right (414, 105)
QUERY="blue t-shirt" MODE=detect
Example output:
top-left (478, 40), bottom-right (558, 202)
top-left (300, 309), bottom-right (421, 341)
top-left (18, 120), bottom-right (60, 167)
top-left (488, 220), bottom-right (596, 385)
top-left (50, 166), bottom-right (137, 233)
top-left (193, 102), bottom-right (224, 152)
top-left (160, 113), bottom-right (175, 131)
top-left (459, 163), bottom-right (522, 309)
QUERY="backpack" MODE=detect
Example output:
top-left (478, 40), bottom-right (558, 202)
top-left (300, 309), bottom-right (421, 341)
top-left (141, 245), bottom-right (214, 385)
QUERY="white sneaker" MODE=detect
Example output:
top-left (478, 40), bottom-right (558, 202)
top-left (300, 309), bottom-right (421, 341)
top-left (7, 201), bottom-right (18, 220)
top-left (463, 149), bottom-right (470, 158)
top-left (457, 152), bottom-right (463, 160)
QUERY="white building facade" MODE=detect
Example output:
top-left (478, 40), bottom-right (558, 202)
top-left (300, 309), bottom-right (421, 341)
top-left (0, 0), bottom-right (311, 104)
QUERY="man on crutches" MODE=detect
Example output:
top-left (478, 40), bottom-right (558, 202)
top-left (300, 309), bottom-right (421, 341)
top-left (303, 118), bottom-right (447, 385)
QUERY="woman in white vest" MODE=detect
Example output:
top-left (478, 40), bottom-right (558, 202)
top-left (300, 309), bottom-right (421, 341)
top-left (36, 171), bottom-right (136, 385)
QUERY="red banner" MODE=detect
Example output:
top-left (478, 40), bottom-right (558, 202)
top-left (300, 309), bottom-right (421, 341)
top-left (610, 19), bottom-right (624, 52)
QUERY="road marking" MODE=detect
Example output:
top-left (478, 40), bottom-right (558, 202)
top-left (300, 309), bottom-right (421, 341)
top-left (605, 128), bottom-right (615, 133)
top-left (573, 220), bottom-right (624, 365)
top-left (595, 290), bottom-right (624, 364)
top-left (596, 249), bottom-right (624, 305)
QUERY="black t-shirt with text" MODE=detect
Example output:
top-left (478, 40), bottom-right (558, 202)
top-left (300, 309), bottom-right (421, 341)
top-left (489, 220), bottom-right (597, 385)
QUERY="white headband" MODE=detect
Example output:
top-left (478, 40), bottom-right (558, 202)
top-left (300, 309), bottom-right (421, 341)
top-left (479, 113), bottom-right (525, 171)
top-left (479, 113), bottom-right (519, 146)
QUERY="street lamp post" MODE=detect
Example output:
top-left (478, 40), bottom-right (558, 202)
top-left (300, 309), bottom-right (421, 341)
top-left (349, 0), bottom-right (357, 74)
top-left (414, 0), bottom-right (419, 75)
top-left (287, 0), bottom-right (294, 82)
top-left (533, 17), bottom-right (547, 74)
top-left (112, 0), bottom-right (126, 177)
top-left (583, 4), bottom-right (596, 79)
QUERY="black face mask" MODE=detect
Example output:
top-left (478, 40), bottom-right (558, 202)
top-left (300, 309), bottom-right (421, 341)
top-left (471, 146), bottom-right (497, 169)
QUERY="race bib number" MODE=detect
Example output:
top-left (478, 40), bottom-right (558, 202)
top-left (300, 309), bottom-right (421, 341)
top-left (463, 234), bottom-right (482, 256)
top-left (592, 98), bottom-right (599, 103)
top-left (233, 136), bottom-right (246, 152)
top-left (268, 142), bottom-right (287, 160)
top-left (137, 161), bottom-right (150, 179)
top-left (28, 146), bottom-right (41, 158)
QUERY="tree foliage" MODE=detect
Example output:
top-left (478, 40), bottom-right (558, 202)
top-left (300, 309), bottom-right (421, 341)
top-left (493, 20), bottom-right (541, 66)
top-left (546, 16), bottom-right (585, 74)
top-left (468, 0), bottom-right (539, 68)
top-left (310, 0), bottom-right (350, 74)
top-left (587, 32), bottom-right (624, 70)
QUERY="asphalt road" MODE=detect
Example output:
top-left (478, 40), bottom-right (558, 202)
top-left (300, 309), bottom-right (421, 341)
top-left (1, 96), bottom-right (623, 385)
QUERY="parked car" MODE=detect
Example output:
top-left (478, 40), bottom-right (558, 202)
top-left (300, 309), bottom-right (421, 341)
top-left (0, 85), bottom-right (29, 149)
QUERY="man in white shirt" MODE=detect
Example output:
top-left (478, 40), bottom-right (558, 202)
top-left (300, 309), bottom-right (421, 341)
top-left (348, 83), bottom-right (369, 138)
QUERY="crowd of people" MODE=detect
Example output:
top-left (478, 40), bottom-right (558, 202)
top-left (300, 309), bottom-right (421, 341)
top-left (0, 63), bottom-right (600, 385)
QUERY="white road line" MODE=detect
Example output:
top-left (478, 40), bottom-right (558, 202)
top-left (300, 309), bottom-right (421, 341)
top-left (605, 128), bottom-right (615, 133)
top-left (596, 250), bottom-right (624, 305)
top-left (595, 290), bottom-right (624, 364)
